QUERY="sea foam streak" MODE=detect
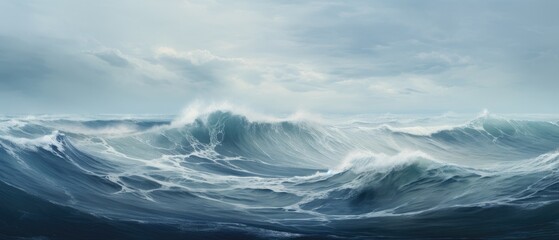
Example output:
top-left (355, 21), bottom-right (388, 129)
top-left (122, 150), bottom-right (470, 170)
top-left (0, 107), bottom-right (558, 239)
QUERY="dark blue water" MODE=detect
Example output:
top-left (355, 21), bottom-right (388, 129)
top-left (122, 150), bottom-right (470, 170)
top-left (0, 111), bottom-right (558, 239)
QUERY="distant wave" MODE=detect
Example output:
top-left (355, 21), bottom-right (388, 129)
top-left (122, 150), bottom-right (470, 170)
top-left (1, 109), bottom-right (558, 239)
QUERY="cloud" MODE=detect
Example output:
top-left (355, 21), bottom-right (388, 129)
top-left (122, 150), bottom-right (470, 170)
top-left (92, 49), bottom-right (130, 68)
top-left (155, 47), bottom-right (243, 65)
top-left (151, 47), bottom-right (247, 86)
top-left (368, 76), bottom-right (450, 96)
top-left (1, 1), bottom-right (558, 114)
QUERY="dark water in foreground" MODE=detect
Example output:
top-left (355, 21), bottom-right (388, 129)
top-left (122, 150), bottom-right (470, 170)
top-left (1, 111), bottom-right (558, 239)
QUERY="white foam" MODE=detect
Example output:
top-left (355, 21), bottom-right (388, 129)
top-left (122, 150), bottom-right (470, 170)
top-left (55, 124), bottom-right (139, 136)
top-left (0, 131), bottom-right (65, 153)
top-left (170, 101), bottom-right (325, 127)
top-left (335, 150), bottom-right (436, 174)
top-left (380, 124), bottom-right (459, 136)
top-left (503, 150), bottom-right (559, 172)
top-left (0, 119), bottom-right (28, 132)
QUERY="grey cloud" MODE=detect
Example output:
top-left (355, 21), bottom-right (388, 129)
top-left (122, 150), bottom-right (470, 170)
top-left (93, 50), bottom-right (130, 68)
top-left (156, 55), bottom-right (221, 85)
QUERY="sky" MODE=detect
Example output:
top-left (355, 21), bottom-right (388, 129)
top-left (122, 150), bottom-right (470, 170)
top-left (1, 0), bottom-right (558, 115)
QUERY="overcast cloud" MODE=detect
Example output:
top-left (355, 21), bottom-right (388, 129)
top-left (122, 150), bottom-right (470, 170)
top-left (1, 0), bottom-right (558, 115)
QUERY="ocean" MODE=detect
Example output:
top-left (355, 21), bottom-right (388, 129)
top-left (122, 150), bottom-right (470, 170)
top-left (1, 109), bottom-right (558, 239)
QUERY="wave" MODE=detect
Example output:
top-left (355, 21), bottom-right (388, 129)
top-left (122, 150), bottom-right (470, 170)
top-left (0, 109), bottom-right (558, 239)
